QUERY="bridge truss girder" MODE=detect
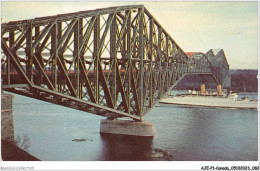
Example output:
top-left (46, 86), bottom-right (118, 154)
top-left (1, 5), bottom-right (216, 120)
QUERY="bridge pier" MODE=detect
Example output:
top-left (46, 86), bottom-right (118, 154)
top-left (100, 119), bottom-right (155, 137)
top-left (1, 93), bottom-right (15, 143)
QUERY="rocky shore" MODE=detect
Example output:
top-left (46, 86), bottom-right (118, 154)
top-left (1, 139), bottom-right (40, 161)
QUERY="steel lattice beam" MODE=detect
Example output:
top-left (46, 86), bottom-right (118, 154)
top-left (1, 5), bottom-right (219, 121)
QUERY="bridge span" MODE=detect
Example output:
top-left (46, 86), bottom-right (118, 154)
top-left (1, 5), bottom-right (229, 136)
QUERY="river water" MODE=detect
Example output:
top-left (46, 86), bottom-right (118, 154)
top-left (9, 91), bottom-right (258, 161)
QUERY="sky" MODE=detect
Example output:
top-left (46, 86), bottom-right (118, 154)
top-left (1, 1), bottom-right (258, 69)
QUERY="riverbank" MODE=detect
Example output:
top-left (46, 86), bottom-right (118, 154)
top-left (1, 139), bottom-right (40, 161)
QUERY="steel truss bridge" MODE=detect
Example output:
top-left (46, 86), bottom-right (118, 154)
top-left (1, 5), bottom-right (222, 121)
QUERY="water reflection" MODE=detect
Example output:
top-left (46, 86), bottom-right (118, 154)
top-left (99, 134), bottom-right (154, 161)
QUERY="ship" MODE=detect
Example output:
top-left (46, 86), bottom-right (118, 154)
top-left (160, 84), bottom-right (258, 109)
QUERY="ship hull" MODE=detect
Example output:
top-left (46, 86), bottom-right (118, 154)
top-left (160, 96), bottom-right (258, 109)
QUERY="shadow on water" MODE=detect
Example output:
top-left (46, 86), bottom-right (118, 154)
top-left (99, 134), bottom-right (154, 161)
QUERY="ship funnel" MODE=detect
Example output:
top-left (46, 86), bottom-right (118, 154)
top-left (217, 84), bottom-right (223, 95)
top-left (200, 84), bottom-right (206, 95)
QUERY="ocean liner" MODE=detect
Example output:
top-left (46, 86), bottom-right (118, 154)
top-left (160, 84), bottom-right (258, 109)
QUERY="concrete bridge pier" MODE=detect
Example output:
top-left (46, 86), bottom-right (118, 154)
top-left (1, 93), bottom-right (15, 143)
top-left (100, 119), bottom-right (155, 137)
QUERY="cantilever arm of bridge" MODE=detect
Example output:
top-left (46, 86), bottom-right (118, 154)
top-left (1, 5), bottom-right (229, 121)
